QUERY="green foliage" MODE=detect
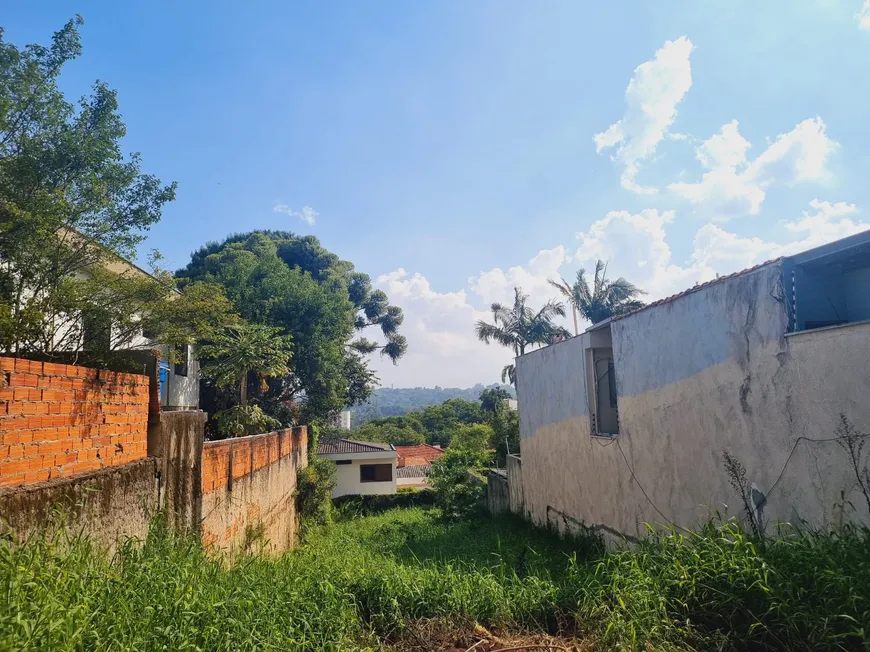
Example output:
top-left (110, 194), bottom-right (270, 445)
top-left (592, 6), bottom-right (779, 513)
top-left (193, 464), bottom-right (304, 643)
top-left (429, 449), bottom-right (486, 521)
top-left (333, 489), bottom-right (436, 519)
top-left (489, 407), bottom-right (520, 466)
top-left (199, 323), bottom-right (293, 408)
top-left (479, 386), bottom-right (512, 415)
top-left (418, 398), bottom-right (485, 447)
top-left (295, 457), bottom-right (337, 529)
top-left (449, 423), bottom-right (494, 457)
top-left (3, 509), bottom-right (870, 650)
top-left (349, 383), bottom-right (513, 425)
top-left (0, 19), bottom-right (179, 355)
top-left (353, 421), bottom-right (425, 446)
top-left (212, 405), bottom-right (281, 438)
top-left (176, 231), bottom-right (405, 422)
top-left (549, 258), bottom-right (646, 328)
top-left (474, 287), bottom-right (570, 384)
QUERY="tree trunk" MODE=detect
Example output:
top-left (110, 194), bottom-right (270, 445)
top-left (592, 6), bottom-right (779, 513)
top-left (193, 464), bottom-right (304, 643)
top-left (572, 306), bottom-right (579, 336)
top-left (239, 373), bottom-right (248, 407)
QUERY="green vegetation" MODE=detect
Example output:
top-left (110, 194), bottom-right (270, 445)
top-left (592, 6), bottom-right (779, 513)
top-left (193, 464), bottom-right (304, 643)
top-left (348, 384), bottom-right (513, 425)
top-left (3, 508), bottom-right (869, 651)
top-left (0, 18), bottom-right (233, 359)
top-left (475, 287), bottom-right (570, 384)
top-left (175, 231), bottom-right (407, 432)
top-left (549, 258), bottom-right (646, 332)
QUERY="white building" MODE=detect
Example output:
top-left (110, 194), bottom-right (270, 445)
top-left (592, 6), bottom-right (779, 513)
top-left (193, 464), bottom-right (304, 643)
top-left (330, 410), bottom-right (352, 430)
top-left (316, 438), bottom-right (397, 497)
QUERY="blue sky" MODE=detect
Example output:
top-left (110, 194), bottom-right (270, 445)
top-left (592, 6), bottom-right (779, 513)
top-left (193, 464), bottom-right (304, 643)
top-left (5, 1), bottom-right (870, 387)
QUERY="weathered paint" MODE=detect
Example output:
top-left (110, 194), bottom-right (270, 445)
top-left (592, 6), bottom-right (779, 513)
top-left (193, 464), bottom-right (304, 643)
top-left (517, 261), bottom-right (870, 536)
top-left (0, 459), bottom-right (158, 549)
top-left (516, 334), bottom-right (588, 440)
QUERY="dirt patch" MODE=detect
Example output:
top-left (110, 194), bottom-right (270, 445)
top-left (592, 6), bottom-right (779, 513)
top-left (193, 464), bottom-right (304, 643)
top-left (385, 619), bottom-right (593, 652)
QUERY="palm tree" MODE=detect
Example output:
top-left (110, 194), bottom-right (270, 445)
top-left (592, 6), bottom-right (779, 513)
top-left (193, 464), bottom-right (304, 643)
top-left (549, 260), bottom-right (646, 333)
top-left (199, 323), bottom-right (293, 406)
top-left (474, 287), bottom-right (570, 384)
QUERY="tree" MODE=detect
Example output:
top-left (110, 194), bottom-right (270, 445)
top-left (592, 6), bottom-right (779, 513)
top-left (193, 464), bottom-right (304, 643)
top-left (419, 398), bottom-right (484, 447)
top-left (175, 232), bottom-right (406, 422)
top-left (353, 422), bottom-right (425, 446)
top-left (449, 423), bottom-right (494, 458)
top-left (549, 260), bottom-right (645, 331)
top-left (0, 18), bottom-right (178, 355)
top-left (474, 287), bottom-right (570, 384)
top-left (479, 386), bottom-right (512, 415)
top-left (199, 323), bottom-right (293, 408)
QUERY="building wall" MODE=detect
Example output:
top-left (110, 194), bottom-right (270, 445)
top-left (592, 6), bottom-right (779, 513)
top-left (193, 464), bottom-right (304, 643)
top-left (486, 470), bottom-right (509, 515)
top-left (517, 262), bottom-right (870, 537)
top-left (1, 357), bottom-right (149, 488)
top-left (506, 454), bottom-right (525, 516)
top-left (320, 451), bottom-right (397, 497)
top-left (200, 427), bottom-right (307, 556)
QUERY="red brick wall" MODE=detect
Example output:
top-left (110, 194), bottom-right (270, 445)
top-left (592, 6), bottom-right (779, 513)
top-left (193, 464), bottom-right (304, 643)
top-left (0, 357), bottom-right (149, 488)
top-left (201, 427), bottom-right (307, 494)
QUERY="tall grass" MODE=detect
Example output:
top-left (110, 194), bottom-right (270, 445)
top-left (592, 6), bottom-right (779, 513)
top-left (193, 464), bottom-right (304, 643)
top-left (1, 508), bottom-right (869, 650)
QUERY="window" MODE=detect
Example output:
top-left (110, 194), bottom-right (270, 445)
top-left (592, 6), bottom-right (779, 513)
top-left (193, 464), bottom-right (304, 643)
top-left (174, 343), bottom-right (189, 377)
top-left (335, 460), bottom-right (352, 465)
top-left (360, 463), bottom-right (392, 483)
top-left (785, 234), bottom-right (870, 333)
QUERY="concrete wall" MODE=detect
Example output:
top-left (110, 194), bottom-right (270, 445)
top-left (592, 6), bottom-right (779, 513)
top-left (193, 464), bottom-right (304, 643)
top-left (319, 451), bottom-right (397, 497)
top-left (148, 410), bottom-right (206, 533)
top-left (0, 458), bottom-right (157, 547)
top-left (517, 262), bottom-right (870, 538)
top-left (201, 427), bottom-right (307, 556)
top-left (506, 454), bottom-right (525, 516)
top-left (486, 470), bottom-right (509, 515)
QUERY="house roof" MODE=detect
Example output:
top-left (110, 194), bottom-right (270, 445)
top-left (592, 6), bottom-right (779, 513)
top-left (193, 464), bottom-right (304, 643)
top-left (609, 258), bottom-right (781, 324)
top-left (316, 438), bottom-right (395, 455)
top-left (395, 444), bottom-right (444, 468)
top-left (396, 464), bottom-right (431, 478)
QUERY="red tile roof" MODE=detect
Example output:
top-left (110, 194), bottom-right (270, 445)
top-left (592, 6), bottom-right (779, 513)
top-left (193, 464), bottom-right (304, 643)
top-left (395, 444), bottom-right (444, 468)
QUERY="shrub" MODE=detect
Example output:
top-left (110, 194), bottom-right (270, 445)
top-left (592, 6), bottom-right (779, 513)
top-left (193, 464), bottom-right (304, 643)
top-left (212, 405), bottom-right (280, 438)
top-left (429, 449), bottom-right (486, 521)
top-left (295, 457), bottom-right (336, 529)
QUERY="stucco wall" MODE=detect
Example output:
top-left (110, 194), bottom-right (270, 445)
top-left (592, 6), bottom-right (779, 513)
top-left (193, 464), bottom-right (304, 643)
top-left (517, 262), bottom-right (870, 537)
top-left (486, 470), bottom-right (509, 515)
top-left (506, 454), bottom-right (525, 516)
top-left (320, 451), bottom-right (397, 497)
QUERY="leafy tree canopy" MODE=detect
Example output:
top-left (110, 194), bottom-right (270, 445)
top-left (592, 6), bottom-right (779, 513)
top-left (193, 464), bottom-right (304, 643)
top-left (176, 231), bottom-right (407, 422)
top-left (0, 18), bottom-right (231, 359)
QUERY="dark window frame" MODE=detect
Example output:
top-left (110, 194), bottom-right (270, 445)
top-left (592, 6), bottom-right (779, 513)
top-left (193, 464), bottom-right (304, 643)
top-left (360, 463), bottom-right (392, 483)
top-left (335, 459), bottom-right (352, 465)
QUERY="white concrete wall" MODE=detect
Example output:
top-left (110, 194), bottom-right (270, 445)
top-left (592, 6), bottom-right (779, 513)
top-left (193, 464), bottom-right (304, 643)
top-left (320, 451), bottom-right (397, 497)
top-left (517, 262), bottom-right (870, 538)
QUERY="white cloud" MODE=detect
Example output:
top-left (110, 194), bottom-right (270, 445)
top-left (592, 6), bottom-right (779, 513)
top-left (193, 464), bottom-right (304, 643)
top-left (669, 118), bottom-right (838, 218)
top-left (858, 0), bottom-right (870, 29)
top-left (273, 203), bottom-right (318, 225)
top-left (372, 202), bottom-right (867, 388)
top-left (469, 246), bottom-right (567, 307)
top-left (594, 36), bottom-right (694, 193)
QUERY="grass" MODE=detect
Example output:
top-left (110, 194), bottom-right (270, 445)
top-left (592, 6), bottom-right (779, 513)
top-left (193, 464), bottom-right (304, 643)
top-left (1, 508), bottom-right (869, 650)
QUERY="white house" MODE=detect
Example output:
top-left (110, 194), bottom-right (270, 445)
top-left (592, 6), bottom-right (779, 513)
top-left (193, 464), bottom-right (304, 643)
top-left (316, 438), bottom-right (397, 497)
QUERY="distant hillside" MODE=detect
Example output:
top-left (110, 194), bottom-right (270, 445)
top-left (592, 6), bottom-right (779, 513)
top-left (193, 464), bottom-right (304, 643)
top-left (349, 384), bottom-right (514, 426)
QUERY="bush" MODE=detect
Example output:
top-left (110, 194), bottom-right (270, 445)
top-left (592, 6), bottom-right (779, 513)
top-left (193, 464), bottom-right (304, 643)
top-left (295, 457), bottom-right (336, 529)
top-left (212, 405), bottom-right (280, 438)
top-left (334, 490), bottom-right (436, 519)
top-left (429, 449), bottom-right (486, 521)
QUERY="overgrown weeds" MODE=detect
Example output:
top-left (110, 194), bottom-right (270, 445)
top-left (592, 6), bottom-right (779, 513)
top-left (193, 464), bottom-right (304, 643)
top-left (1, 508), bottom-right (869, 650)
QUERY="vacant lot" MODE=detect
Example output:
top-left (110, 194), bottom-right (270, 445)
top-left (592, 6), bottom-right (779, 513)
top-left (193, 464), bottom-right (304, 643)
top-left (1, 506), bottom-right (868, 650)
